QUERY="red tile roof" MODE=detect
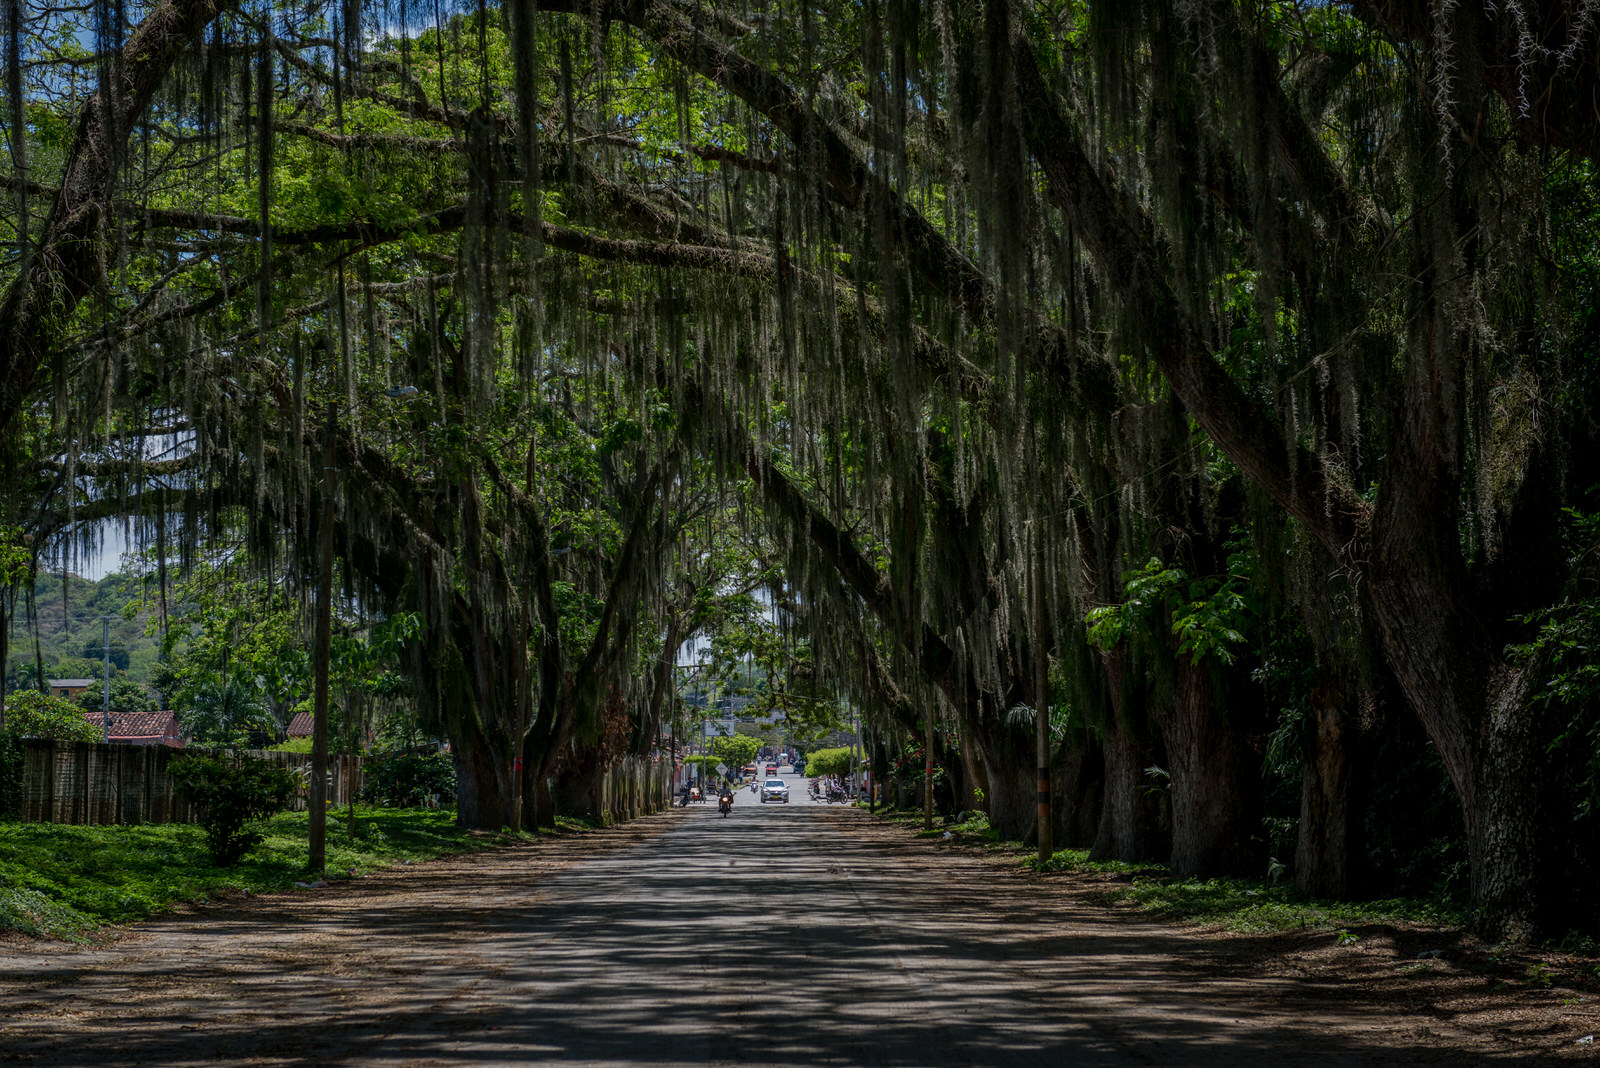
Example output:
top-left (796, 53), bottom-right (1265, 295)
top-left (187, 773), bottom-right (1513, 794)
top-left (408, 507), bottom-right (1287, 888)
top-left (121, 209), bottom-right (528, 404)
top-left (115, 711), bottom-right (180, 736)
top-left (80, 710), bottom-right (183, 743)
top-left (286, 711), bottom-right (314, 737)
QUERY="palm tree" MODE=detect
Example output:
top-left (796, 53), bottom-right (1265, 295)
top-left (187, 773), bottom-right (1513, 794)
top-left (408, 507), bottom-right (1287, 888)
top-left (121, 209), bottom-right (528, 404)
top-left (179, 670), bottom-right (274, 747)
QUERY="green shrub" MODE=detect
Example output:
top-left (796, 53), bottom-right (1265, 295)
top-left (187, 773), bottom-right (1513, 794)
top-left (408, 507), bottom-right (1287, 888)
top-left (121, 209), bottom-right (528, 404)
top-left (359, 748), bottom-right (455, 808)
top-left (3, 690), bottom-right (102, 742)
top-left (170, 755), bottom-right (297, 866)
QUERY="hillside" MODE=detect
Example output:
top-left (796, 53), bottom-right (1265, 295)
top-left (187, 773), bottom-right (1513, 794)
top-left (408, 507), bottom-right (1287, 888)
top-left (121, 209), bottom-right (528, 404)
top-left (4, 572), bottom-right (164, 689)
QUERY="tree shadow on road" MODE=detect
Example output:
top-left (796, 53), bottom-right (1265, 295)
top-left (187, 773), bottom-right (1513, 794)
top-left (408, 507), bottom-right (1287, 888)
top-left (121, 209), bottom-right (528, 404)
top-left (0, 806), bottom-right (1553, 1066)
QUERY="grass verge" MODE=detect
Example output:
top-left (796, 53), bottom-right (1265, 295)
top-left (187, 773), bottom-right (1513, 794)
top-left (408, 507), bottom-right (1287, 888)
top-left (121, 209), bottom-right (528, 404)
top-left (0, 808), bottom-right (525, 941)
top-left (875, 807), bottom-right (1466, 936)
top-left (1032, 847), bottom-right (1463, 934)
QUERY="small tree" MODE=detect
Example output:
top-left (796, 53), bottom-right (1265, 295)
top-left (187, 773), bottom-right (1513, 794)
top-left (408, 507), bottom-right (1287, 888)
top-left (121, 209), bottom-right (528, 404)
top-left (805, 747), bottom-right (854, 778)
top-left (3, 691), bottom-right (103, 742)
top-left (178, 669), bottom-right (274, 745)
top-left (170, 755), bottom-right (297, 865)
top-left (70, 678), bottom-right (157, 719)
top-left (710, 733), bottom-right (760, 772)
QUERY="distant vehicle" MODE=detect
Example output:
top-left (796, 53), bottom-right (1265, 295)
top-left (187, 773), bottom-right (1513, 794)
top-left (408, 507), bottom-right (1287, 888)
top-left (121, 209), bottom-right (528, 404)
top-left (765, 763), bottom-right (778, 775)
top-left (760, 778), bottom-right (790, 803)
top-left (792, 759), bottom-right (805, 775)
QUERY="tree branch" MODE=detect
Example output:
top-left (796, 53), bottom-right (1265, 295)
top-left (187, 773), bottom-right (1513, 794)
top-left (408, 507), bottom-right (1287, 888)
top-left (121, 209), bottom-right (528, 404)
top-left (0, 0), bottom-right (244, 434)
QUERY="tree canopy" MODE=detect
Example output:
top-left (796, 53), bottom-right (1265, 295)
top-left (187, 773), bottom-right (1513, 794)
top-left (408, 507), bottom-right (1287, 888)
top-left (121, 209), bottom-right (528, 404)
top-left (5, 0), bottom-right (1600, 941)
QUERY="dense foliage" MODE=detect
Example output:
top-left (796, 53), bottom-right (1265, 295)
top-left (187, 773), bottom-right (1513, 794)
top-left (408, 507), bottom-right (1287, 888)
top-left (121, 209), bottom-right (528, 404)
top-left (2, 691), bottom-right (103, 743)
top-left (359, 749), bottom-right (457, 808)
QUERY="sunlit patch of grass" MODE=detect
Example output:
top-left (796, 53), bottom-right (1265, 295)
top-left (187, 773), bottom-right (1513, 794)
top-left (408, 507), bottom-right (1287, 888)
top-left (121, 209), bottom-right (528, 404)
top-left (1106, 874), bottom-right (1463, 934)
top-left (1027, 848), bottom-right (1155, 876)
top-left (0, 807), bottom-right (516, 940)
top-left (0, 884), bottom-right (97, 942)
top-left (913, 810), bottom-right (1016, 849)
top-left (1014, 845), bottom-right (1464, 935)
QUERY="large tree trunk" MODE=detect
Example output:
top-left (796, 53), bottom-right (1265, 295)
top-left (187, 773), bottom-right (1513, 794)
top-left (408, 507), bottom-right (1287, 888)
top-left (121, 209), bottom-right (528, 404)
top-left (970, 720), bottom-right (1035, 839)
top-left (1161, 658), bottom-right (1262, 878)
top-left (1470, 663), bottom-right (1554, 943)
top-left (986, 760), bottom-right (1035, 840)
top-left (526, 766), bottom-right (555, 831)
top-left (1374, 614), bottom-right (1553, 940)
top-left (454, 732), bottom-right (512, 829)
top-left (960, 736), bottom-right (987, 814)
top-left (1366, 531), bottom-right (1552, 939)
top-left (1051, 735), bottom-right (1103, 849)
top-left (1091, 661), bottom-right (1168, 863)
top-left (551, 742), bottom-right (604, 820)
top-left (1295, 679), bottom-right (1359, 898)
top-left (637, 614), bottom-right (681, 755)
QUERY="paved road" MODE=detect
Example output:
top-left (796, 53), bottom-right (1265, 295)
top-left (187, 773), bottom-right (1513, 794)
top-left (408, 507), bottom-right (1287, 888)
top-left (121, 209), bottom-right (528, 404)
top-left (0, 794), bottom-right (1514, 1067)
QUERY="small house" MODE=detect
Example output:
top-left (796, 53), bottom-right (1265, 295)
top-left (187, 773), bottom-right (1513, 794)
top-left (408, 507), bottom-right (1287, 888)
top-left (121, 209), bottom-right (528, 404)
top-left (49, 678), bottom-right (97, 699)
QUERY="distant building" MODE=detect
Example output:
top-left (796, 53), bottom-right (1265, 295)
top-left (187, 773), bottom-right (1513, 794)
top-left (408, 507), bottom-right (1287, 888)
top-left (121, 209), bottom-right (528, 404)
top-left (80, 710), bottom-right (186, 747)
top-left (286, 711), bottom-right (314, 738)
top-left (49, 678), bottom-right (97, 699)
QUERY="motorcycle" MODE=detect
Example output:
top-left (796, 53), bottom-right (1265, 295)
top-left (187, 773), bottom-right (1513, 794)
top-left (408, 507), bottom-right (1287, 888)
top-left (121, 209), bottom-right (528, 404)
top-left (718, 791), bottom-right (734, 816)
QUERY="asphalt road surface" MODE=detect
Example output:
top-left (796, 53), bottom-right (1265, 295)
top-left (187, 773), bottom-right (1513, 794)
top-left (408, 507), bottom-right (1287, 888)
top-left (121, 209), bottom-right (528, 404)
top-left (0, 775), bottom-right (1515, 1066)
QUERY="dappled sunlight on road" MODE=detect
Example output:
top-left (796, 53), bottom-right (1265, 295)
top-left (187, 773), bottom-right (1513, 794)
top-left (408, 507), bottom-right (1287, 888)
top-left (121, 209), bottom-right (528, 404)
top-left (0, 803), bottom-right (1526, 1066)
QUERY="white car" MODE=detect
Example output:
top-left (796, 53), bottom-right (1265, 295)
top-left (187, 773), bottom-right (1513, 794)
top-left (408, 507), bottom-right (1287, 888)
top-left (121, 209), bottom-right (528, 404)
top-left (760, 778), bottom-right (790, 803)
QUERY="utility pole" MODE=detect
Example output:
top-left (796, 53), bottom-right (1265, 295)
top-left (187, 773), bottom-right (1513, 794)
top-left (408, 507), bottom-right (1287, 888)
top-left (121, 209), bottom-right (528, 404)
top-left (100, 617), bottom-right (111, 742)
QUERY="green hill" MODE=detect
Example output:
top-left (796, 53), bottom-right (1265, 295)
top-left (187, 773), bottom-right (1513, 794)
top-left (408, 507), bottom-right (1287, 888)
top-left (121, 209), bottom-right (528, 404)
top-left (4, 572), bottom-right (163, 691)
